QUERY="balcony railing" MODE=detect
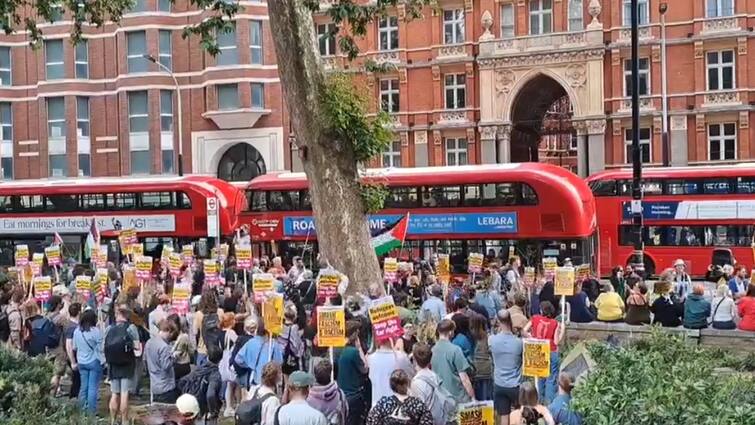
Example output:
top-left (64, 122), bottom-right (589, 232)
top-left (703, 90), bottom-right (741, 106)
top-left (701, 16), bottom-right (740, 34)
top-left (437, 44), bottom-right (467, 59)
top-left (618, 97), bottom-right (653, 112)
top-left (438, 110), bottom-right (468, 123)
top-left (480, 30), bottom-right (599, 56)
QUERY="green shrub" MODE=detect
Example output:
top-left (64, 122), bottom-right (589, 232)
top-left (572, 329), bottom-right (755, 425)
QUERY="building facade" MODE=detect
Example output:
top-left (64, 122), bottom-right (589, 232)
top-left (311, 0), bottom-right (755, 176)
top-left (0, 0), bottom-right (288, 180)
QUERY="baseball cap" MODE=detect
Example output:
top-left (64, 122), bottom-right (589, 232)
top-left (176, 394), bottom-right (200, 419)
top-left (289, 371), bottom-right (315, 388)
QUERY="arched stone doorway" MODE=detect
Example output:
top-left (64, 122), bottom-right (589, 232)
top-left (217, 143), bottom-right (266, 181)
top-left (510, 74), bottom-right (577, 172)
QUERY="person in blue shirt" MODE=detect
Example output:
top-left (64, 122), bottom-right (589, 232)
top-left (548, 373), bottom-right (583, 425)
top-left (451, 313), bottom-right (474, 359)
top-left (234, 316), bottom-right (284, 388)
top-left (420, 284), bottom-right (446, 322)
top-left (473, 282), bottom-right (502, 320)
top-left (71, 308), bottom-right (104, 415)
top-left (728, 265), bottom-right (749, 300)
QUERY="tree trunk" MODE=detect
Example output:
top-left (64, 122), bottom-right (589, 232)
top-left (267, 0), bottom-right (382, 295)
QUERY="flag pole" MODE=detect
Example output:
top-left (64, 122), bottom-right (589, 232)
top-left (397, 213), bottom-right (410, 261)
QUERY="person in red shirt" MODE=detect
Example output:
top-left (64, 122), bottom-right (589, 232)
top-left (737, 283), bottom-right (755, 332)
top-left (522, 301), bottom-right (565, 404)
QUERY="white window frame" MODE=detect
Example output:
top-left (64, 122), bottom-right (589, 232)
top-left (251, 83), bottom-right (264, 108)
top-left (445, 137), bottom-right (468, 166)
top-left (382, 141), bottom-right (401, 168)
top-left (378, 16), bottom-right (399, 51)
top-left (128, 91), bottom-right (150, 175)
top-left (443, 9), bottom-right (465, 44)
top-left (250, 20), bottom-right (263, 64)
top-left (76, 96), bottom-right (89, 140)
top-left (47, 97), bottom-right (66, 140)
top-left (74, 40), bottom-right (88, 79)
top-left (623, 0), bottom-right (649, 26)
top-left (128, 91), bottom-right (149, 135)
top-left (158, 30), bottom-right (172, 71)
top-left (317, 23), bottom-right (336, 57)
top-left (126, 31), bottom-right (148, 73)
top-left (624, 57), bottom-right (650, 97)
top-left (568, 0), bottom-right (583, 32)
top-left (624, 128), bottom-right (652, 164)
top-left (444, 74), bottom-right (466, 110)
top-left (1, 102), bottom-right (12, 180)
top-left (160, 90), bottom-right (173, 133)
top-left (45, 39), bottom-right (65, 80)
top-left (217, 84), bottom-right (239, 110)
top-left (706, 0), bottom-right (734, 18)
top-left (216, 22), bottom-right (238, 66)
top-left (529, 0), bottom-right (553, 35)
top-left (77, 97), bottom-right (90, 177)
top-left (379, 79), bottom-right (399, 113)
top-left (706, 50), bottom-right (735, 91)
top-left (708, 122), bottom-right (737, 161)
top-left (500, 3), bottom-right (515, 38)
top-left (0, 46), bottom-right (11, 86)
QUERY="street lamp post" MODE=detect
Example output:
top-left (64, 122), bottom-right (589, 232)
top-left (630, 0), bottom-right (645, 275)
top-left (660, 3), bottom-right (669, 166)
top-left (144, 54), bottom-right (183, 176)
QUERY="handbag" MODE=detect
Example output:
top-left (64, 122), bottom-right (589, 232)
top-left (281, 326), bottom-right (301, 374)
top-left (219, 332), bottom-right (238, 382)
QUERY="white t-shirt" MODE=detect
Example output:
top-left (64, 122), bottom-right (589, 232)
top-left (247, 385), bottom-right (281, 425)
top-left (710, 296), bottom-right (737, 323)
top-left (368, 349), bottom-right (414, 407)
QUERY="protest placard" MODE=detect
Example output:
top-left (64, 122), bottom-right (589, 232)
top-left (262, 293), bottom-right (284, 336)
top-left (172, 281), bottom-right (191, 314)
top-left (75, 275), bottom-right (92, 301)
top-left (169, 253), bottom-right (182, 278)
top-left (576, 264), bottom-right (591, 281)
top-left (437, 253), bottom-right (450, 284)
top-left (368, 296), bottom-right (403, 342)
top-left (130, 243), bottom-right (144, 257)
top-left (542, 257), bottom-right (558, 280)
top-left (135, 256), bottom-right (152, 280)
top-left (15, 245), bottom-right (29, 267)
top-left (457, 401), bottom-right (495, 425)
top-left (182, 244), bottom-right (194, 266)
top-left (161, 246), bottom-right (174, 263)
top-left (523, 267), bottom-right (536, 287)
top-left (317, 269), bottom-right (341, 301)
top-left (45, 245), bottom-right (61, 267)
top-left (93, 245), bottom-right (108, 268)
top-left (122, 266), bottom-right (137, 293)
top-left (523, 338), bottom-right (551, 378)
top-left (253, 273), bottom-right (275, 303)
top-left (554, 266), bottom-right (575, 297)
top-left (383, 257), bottom-right (398, 283)
top-left (317, 306), bottom-right (346, 347)
top-left (468, 252), bottom-right (483, 274)
top-left (118, 229), bottom-right (137, 254)
top-left (204, 260), bottom-right (220, 287)
top-left (34, 276), bottom-right (52, 303)
top-left (235, 245), bottom-right (252, 270)
top-left (219, 244), bottom-right (229, 262)
top-left (31, 253), bottom-right (44, 276)
top-left (93, 269), bottom-right (108, 303)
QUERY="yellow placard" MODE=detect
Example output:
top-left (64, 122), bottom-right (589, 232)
top-left (438, 253), bottom-right (450, 284)
top-left (262, 294), bottom-right (284, 336)
top-left (468, 252), bottom-right (484, 273)
top-left (34, 276), bottom-right (53, 302)
top-left (15, 244), bottom-right (29, 265)
top-left (32, 253), bottom-right (44, 266)
top-left (136, 256), bottom-right (153, 279)
top-left (542, 257), bottom-right (558, 279)
top-left (554, 266), bottom-right (575, 297)
top-left (161, 246), bottom-right (174, 261)
top-left (45, 245), bottom-right (61, 266)
top-left (122, 266), bottom-right (137, 292)
top-left (235, 244), bottom-right (252, 269)
top-left (317, 306), bottom-right (346, 347)
top-left (130, 243), bottom-right (144, 257)
top-left (457, 401), bottom-right (495, 425)
top-left (523, 267), bottom-right (536, 286)
top-left (253, 273), bottom-right (275, 302)
top-left (523, 338), bottom-right (551, 378)
top-left (383, 257), bottom-right (398, 273)
top-left (169, 253), bottom-right (182, 274)
top-left (75, 275), bottom-right (93, 300)
top-left (576, 264), bottom-right (591, 281)
top-left (317, 271), bottom-right (340, 300)
top-left (96, 268), bottom-right (108, 287)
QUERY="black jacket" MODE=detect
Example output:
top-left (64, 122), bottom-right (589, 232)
top-left (651, 296), bottom-right (682, 327)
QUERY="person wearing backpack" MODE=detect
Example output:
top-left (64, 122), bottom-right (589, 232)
top-left (235, 362), bottom-right (281, 425)
top-left (275, 371), bottom-right (328, 425)
top-left (178, 342), bottom-right (223, 423)
top-left (307, 359), bottom-right (348, 425)
top-left (104, 305), bottom-right (142, 425)
top-left (367, 369), bottom-right (433, 425)
top-left (193, 290), bottom-right (225, 366)
top-left (23, 300), bottom-right (61, 357)
top-left (232, 317), bottom-right (257, 399)
top-left (72, 309), bottom-right (104, 415)
top-left (278, 305), bottom-right (304, 378)
top-left (6, 288), bottom-right (24, 351)
top-left (409, 344), bottom-right (456, 425)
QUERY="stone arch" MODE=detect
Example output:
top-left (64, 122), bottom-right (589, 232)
top-left (216, 142), bottom-right (267, 182)
top-left (502, 67), bottom-right (582, 123)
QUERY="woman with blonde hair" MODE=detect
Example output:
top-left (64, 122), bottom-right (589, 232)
top-left (710, 284), bottom-right (737, 330)
top-left (219, 312), bottom-right (240, 417)
top-left (509, 381), bottom-right (555, 425)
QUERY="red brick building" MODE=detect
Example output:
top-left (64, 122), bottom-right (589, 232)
top-left (0, 0), bottom-right (288, 180)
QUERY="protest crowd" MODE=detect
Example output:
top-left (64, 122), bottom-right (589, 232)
top-left (1, 232), bottom-right (755, 425)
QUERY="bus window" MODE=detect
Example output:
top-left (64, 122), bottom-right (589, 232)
top-left (736, 177), bottom-right (755, 194)
top-left (588, 179), bottom-right (617, 196)
top-left (434, 186), bottom-right (462, 207)
top-left (665, 180), bottom-right (699, 195)
top-left (300, 190), bottom-right (312, 210)
top-left (620, 224), bottom-right (753, 247)
top-left (0, 196), bottom-right (11, 213)
top-left (45, 194), bottom-right (78, 212)
top-left (495, 183), bottom-right (518, 206)
top-left (251, 191), bottom-right (267, 212)
top-left (618, 180), bottom-right (662, 196)
top-left (109, 193), bottom-right (137, 210)
top-left (177, 192), bottom-right (191, 209)
top-left (385, 187), bottom-right (418, 209)
top-left (141, 192), bottom-right (174, 209)
top-left (463, 185), bottom-right (482, 207)
top-left (81, 194), bottom-right (106, 211)
top-left (268, 191), bottom-right (300, 211)
top-left (703, 179), bottom-right (731, 194)
top-left (20, 195), bottom-right (44, 212)
top-left (520, 183), bottom-right (538, 205)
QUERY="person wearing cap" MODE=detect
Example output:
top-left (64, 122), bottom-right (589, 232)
top-left (276, 371), bottom-right (328, 425)
top-left (175, 394), bottom-right (201, 425)
top-left (420, 284), bottom-right (446, 322)
top-left (672, 259), bottom-right (692, 302)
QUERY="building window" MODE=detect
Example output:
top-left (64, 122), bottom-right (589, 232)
top-left (708, 123), bottom-right (736, 161)
top-left (131, 0), bottom-right (147, 12)
top-left (443, 9), bottom-right (465, 44)
top-left (217, 84), bottom-right (239, 110)
top-left (568, 0), bottom-right (583, 31)
top-left (75, 41), bottom-right (88, 79)
top-left (158, 0), bottom-right (171, 12)
top-left (0, 46), bottom-right (10, 86)
top-left (707, 0), bottom-right (734, 18)
top-left (76, 97), bottom-right (90, 176)
top-left (529, 0), bottom-right (552, 35)
top-left (49, 3), bottom-right (63, 22)
top-left (382, 141), bottom-right (401, 168)
top-left (707, 50), bottom-right (735, 91)
top-left (444, 74), bottom-right (466, 110)
top-left (378, 16), bottom-right (399, 51)
top-left (623, 0), bottom-right (649, 26)
top-left (160, 90), bottom-right (173, 132)
top-left (217, 22), bottom-right (238, 66)
top-left (445, 137), bottom-right (468, 166)
top-left (501, 3), bottom-right (515, 38)
top-left (47, 97), bottom-right (67, 177)
top-left (158, 30), bottom-right (172, 70)
top-left (380, 79), bottom-right (399, 113)
top-left (624, 58), bottom-right (650, 97)
top-left (317, 23), bottom-right (336, 56)
top-left (251, 83), bottom-right (264, 108)
top-left (127, 31), bottom-right (148, 73)
top-left (1, 103), bottom-right (12, 179)
top-left (45, 39), bottom-right (65, 80)
top-left (128, 91), bottom-right (150, 175)
top-left (250, 20), bottom-right (263, 64)
top-left (624, 128), bottom-right (652, 163)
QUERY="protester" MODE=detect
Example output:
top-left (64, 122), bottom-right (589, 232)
top-left (489, 310), bottom-right (523, 425)
top-left (366, 369), bottom-right (433, 425)
top-left (683, 284), bottom-right (711, 330)
top-left (105, 305), bottom-right (142, 425)
top-left (279, 304), bottom-right (305, 377)
top-left (450, 313), bottom-right (474, 359)
top-left (547, 373), bottom-right (582, 425)
top-left (473, 281), bottom-right (502, 320)
top-left (651, 285), bottom-right (683, 327)
top-left (237, 363), bottom-right (281, 425)
top-left (234, 315), bottom-right (284, 388)
top-left (624, 282), bottom-right (651, 326)
top-left (337, 321), bottom-right (369, 425)
top-left (276, 371), bottom-right (328, 425)
top-left (594, 283), bottom-right (625, 322)
top-left (149, 295), bottom-right (171, 335)
top-left (72, 308), bottom-right (103, 415)
top-left (64, 302), bottom-right (82, 399)
top-left (508, 382), bottom-right (555, 425)
top-left (609, 266), bottom-right (627, 300)
top-left (179, 343), bottom-right (223, 422)
top-left (145, 318), bottom-right (180, 403)
top-left (167, 313), bottom-right (194, 380)
top-left (220, 312), bottom-right (240, 417)
top-left (673, 260), bottom-right (692, 303)
top-left (522, 301), bottom-right (563, 404)
top-left (431, 319), bottom-right (475, 404)
top-left (23, 300), bottom-right (54, 357)
top-left (6, 288), bottom-right (23, 350)
top-left (368, 335), bottom-right (413, 407)
top-left (194, 289), bottom-right (224, 365)
top-left (567, 282), bottom-right (594, 324)
top-left (710, 284), bottom-right (738, 330)
top-left (737, 284), bottom-right (755, 332)
top-left (469, 314), bottom-right (492, 400)
top-left (233, 317), bottom-right (258, 399)
top-left (507, 293), bottom-right (529, 335)
top-left (504, 256), bottom-right (522, 292)
top-left (410, 343), bottom-right (455, 425)
top-left (308, 359), bottom-right (348, 425)
top-left (728, 266), bottom-right (749, 300)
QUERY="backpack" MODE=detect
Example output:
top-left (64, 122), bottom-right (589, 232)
top-left (27, 316), bottom-right (60, 357)
top-left (385, 397), bottom-right (411, 425)
top-left (281, 326), bottom-right (300, 375)
top-left (235, 387), bottom-right (276, 425)
top-left (219, 332), bottom-right (238, 382)
top-left (104, 323), bottom-right (135, 366)
top-left (178, 365), bottom-right (216, 414)
top-left (231, 335), bottom-right (253, 376)
top-left (0, 306), bottom-right (10, 342)
top-left (202, 312), bottom-right (224, 354)
top-left (414, 375), bottom-right (457, 425)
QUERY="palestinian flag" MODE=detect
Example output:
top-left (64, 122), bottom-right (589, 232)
top-left (371, 214), bottom-right (409, 256)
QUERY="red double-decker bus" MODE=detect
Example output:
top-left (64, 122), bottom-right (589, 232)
top-left (587, 164), bottom-right (755, 277)
top-left (240, 164), bottom-right (597, 272)
top-left (0, 175), bottom-right (245, 264)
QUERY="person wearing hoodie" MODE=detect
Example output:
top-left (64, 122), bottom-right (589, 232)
top-left (307, 359), bottom-right (348, 425)
top-left (683, 284), bottom-right (711, 329)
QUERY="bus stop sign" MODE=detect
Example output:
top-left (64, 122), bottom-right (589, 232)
top-left (207, 197), bottom-right (219, 238)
